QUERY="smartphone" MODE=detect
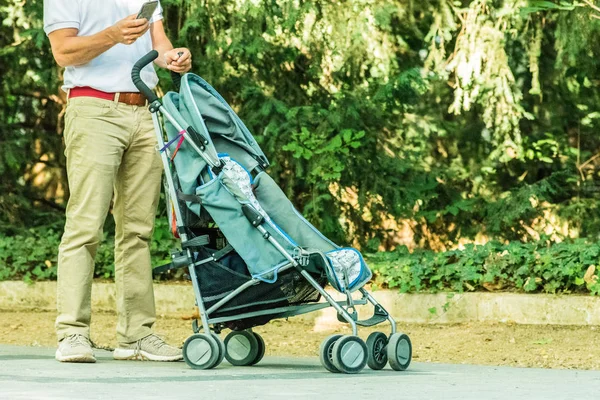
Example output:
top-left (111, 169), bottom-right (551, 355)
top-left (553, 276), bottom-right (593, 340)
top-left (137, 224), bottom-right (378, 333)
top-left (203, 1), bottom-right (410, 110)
top-left (137, 1), bottom-right (159, 21)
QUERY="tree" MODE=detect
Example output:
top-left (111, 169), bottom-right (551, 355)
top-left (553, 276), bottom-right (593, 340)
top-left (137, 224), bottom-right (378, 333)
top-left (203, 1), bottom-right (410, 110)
top-left (2, 0), bottom-right (600, 259)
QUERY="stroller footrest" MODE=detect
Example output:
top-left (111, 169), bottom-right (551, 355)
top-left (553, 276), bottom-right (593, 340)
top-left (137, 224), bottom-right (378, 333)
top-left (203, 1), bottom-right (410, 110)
top-left (355, 304), bottom-right (389, 327)
top-left (355, 314), bottom-right (388, 327)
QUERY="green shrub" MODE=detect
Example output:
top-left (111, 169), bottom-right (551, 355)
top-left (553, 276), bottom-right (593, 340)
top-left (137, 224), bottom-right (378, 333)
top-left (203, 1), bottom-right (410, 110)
top-left (0, 228), bottom-right (61, 282)
top-left (3, 222), bottom-right (600, 298)
top-left (0, 217), bottom-right (178, 282)
top-left (368, 239), bottom-right (600, 295)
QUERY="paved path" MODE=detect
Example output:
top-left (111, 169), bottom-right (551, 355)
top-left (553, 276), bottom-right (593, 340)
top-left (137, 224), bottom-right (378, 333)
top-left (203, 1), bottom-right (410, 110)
top-left (0, 345), bottom-right (598, 400)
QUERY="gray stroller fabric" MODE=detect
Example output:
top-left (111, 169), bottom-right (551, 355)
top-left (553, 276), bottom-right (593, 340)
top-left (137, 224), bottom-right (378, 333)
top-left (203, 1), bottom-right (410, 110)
top-left (162, 74), bottom-right (371, 291)
top-left (196, 158), bottom-right (296, 282)
top-left (162, 92), bottom-right (207, 216)
top-left (180, 74), bottom-right (269, 168)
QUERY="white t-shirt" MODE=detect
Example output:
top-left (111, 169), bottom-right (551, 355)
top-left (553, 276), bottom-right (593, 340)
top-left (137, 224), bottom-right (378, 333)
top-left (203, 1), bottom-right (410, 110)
top-left (44, 0), bottom-right (163, 93)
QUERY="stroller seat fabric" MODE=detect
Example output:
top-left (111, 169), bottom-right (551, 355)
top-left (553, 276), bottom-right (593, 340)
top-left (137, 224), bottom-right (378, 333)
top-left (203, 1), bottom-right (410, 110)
top-left (325, 248), bottom-right (371, 292)
top-left (208, 154), bottom-right (290, 246)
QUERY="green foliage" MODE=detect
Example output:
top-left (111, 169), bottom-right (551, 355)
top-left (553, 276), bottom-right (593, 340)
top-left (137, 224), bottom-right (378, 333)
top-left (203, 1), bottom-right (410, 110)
top-left (0, 218), bottom-right (178, 282)
top-left (369, 239), bottom-right (600, 295)
top-left (0, 228), bottom-right (60, 282)
top-left (2, 0), bottom-right (600, 288)
top-left (520, 0), bottom-right (578, 17)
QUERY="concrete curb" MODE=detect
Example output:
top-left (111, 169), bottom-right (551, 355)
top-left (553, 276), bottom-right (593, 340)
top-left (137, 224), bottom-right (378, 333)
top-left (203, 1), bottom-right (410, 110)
top-left (1, 281), bottom-right (599, 325)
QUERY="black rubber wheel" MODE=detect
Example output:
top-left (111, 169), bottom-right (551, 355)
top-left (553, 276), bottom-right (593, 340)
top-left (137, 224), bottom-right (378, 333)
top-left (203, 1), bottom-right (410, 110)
top-left (331, 335), bottom-right (368, 374)
top-left (319, 334), bottom-right (342, 373)
top-left (224, 330), bottom-right (260, 366)
top-left (182, 334), bottom-right (220, 370)
top-left (366, 332), bottom-right (388, 370)
top-left (387, 332), bottom-right (412, 371)
top-left (211, 332), bottom-right (225, 368)
top-left (249, 332), bottom-right (265, 366)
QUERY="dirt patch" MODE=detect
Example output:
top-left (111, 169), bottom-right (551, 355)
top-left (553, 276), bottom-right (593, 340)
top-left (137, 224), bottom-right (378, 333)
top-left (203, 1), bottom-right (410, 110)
top-left (1, 310), bottom-right (598, 370)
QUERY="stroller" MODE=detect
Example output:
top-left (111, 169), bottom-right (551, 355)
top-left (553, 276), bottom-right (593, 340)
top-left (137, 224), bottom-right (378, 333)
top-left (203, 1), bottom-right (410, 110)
top-left (132, 51), bottom-right (412, 374)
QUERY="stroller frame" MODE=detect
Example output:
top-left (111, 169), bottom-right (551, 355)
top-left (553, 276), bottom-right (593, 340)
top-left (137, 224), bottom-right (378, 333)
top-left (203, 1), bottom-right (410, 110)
top-left (132, 51), bottom-right (411, 374)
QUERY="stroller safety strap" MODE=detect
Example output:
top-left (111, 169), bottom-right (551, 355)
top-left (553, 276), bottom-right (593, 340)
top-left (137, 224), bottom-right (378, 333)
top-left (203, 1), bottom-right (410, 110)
top-left (170, 135), bottom-right (186, 160)
top-left (210, 243), bottom-right (235, 261)
top-left (181, 234), bottom-right (211, 249)
top-left (177, 191), bottom-right (201, 204)
top-left (159, 129), bottom-right (186, 161)
top-left (160, 130), bottom-right (185, 153)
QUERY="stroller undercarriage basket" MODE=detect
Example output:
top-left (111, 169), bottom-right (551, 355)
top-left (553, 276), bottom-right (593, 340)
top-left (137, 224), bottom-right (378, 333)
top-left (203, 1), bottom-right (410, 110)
top-left (132, 50), bottom-right (413, 374)
top-left (192, 246), bottom-right (327, 330)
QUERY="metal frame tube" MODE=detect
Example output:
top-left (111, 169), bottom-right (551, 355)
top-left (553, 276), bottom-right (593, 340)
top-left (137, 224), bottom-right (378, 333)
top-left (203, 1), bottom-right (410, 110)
top-left (255, 224), bottom-right (359, 336)
top-left (151, 112), bottom-right (186, 233)
top-left (205, 263), bottom-right (294, 315)
top-left (205, 280), bottom-right (259, 315)
top-left (186, 252), bottom-right (211, 334)
top-left (207, 298), bottom-right (368, 325)
top-left (151, 111), bottom-right (213, 334)
top-left (360, 288), bottom-right (397, 335)
top-left (156, 104), bottom-right (220, 168)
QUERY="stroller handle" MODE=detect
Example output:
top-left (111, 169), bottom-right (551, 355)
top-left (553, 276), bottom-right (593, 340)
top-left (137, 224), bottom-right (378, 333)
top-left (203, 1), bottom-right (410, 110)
top-left (131, 50), bottom-right (160, 103)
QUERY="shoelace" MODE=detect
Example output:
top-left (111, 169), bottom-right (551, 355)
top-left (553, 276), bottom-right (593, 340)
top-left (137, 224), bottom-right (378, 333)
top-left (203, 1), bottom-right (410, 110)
top-left (67, 334), bottom-right (91, 347)
top-left (134, 334), bottom-right (167, 355)
top-left (143, 334), bottom-right (167, 349)
top-left (66, 334), bottom-right (114, 352)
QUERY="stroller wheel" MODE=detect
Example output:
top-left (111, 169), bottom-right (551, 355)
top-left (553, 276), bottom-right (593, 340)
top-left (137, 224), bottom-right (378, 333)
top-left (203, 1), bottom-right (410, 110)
top-left (182, 334), bottom-right (220, 370)
top-left (331, 335), bottom-right (368, 374)
top-left (248, 332), bottom-right (265, 366)
top-left (366, 332), bottom-right (389, 370)
top-left (211, 332), bottom-right (226, 368)
top-left (319, 334), bottom-right (343, 373)
top-left (224, 330), bottom-right (260, 366)
top-left (387, 332), bottom-right (412, 371)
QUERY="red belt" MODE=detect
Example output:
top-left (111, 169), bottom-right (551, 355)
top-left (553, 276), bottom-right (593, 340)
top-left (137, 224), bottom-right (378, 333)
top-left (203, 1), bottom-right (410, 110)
top-left (68, 87), bottom-right (148, 107)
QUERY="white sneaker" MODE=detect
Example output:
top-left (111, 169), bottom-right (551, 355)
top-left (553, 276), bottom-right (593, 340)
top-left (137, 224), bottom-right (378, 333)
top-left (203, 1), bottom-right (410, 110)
top-left (113, 334), bottom-right (183, 362)
top-left (55, 334), bottom-right (96, 363)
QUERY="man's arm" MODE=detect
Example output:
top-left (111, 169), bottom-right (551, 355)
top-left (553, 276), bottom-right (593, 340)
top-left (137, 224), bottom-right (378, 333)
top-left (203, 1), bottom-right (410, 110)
top-left (150, 20), bottom-right (192, 73)
top-left (48, 15), bottom-right (149, 67)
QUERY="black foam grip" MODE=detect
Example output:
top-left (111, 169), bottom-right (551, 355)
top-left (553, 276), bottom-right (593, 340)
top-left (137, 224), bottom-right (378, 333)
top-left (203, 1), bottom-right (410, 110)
top-left (131, 50), bottom-right (159, 103)
top-left (171, 70), bottom-right (182, 91)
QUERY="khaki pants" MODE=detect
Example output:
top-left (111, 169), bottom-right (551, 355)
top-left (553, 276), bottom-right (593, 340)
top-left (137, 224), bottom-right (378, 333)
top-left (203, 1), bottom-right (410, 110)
top-left (56, 96), bottom-right (163, 344)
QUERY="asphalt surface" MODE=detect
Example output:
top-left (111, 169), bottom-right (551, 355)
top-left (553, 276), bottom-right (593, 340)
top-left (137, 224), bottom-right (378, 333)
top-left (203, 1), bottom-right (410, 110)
top-left (0, 345), bottom-right (598, 400)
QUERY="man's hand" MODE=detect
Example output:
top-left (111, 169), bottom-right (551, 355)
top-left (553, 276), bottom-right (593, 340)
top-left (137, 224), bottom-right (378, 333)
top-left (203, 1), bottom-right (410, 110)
top-left (150, 21), bottom-right (192, 72)
top-left (164, 48), bottom-right (192, 73)
top-left (109, 14), bottom-right (150, 45)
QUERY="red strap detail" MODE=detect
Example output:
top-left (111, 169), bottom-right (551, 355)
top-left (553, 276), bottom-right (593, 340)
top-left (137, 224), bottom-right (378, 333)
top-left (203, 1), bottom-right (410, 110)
top-left (69, 87), bottom-right (114, 101)
top-left (171, 205), bottom-right (179, 238)
top-left (170, 134), bottom-right (186, 161)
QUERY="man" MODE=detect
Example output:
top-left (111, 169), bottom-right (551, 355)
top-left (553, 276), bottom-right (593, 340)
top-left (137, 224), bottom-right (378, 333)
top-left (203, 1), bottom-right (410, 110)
top-left (44, 0), bottom-right (191, 363)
